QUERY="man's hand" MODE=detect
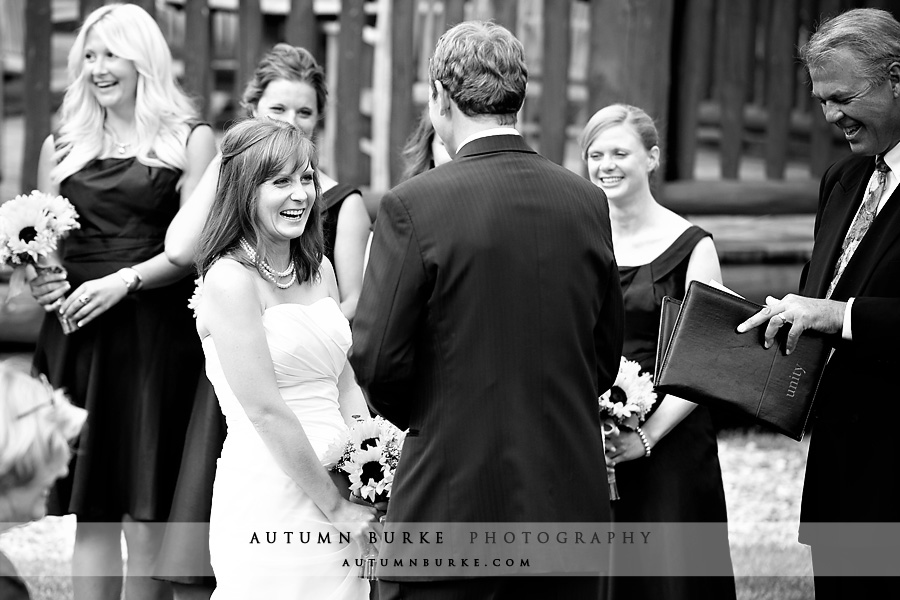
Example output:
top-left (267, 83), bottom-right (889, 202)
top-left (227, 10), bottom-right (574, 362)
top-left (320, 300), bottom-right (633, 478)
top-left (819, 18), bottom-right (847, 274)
top-left (736, 294), bottom-right (845, 354)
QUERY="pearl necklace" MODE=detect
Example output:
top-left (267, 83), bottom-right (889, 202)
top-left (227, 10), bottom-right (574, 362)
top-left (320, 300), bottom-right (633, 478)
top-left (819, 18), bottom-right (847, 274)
top-left (239, 238), bottom-right (297, 289)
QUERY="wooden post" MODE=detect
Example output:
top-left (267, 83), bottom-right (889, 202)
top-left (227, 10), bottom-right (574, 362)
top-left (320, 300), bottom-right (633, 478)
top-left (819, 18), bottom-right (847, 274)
top-left (286, 0), bottom-right (319, 60)
top-left (183, 0), bottom-right (212, 120)
top-left (335, 0), bottom-right (367, 185)
top-left (80, 0), bottom-right (155, 19)
top-left (79, 0), bottom-right (105, 19)
top-left (744, 0), bottom-right (761, 103)
top-left (718, 0), bottom-right (753, 180)
top-left (390, 0), bottom-right (416, 185)
top-left (540, 0), bottom-right (570, 165)
top-left (670, 0), bottom-right (714, 181)
top-left (587, 0), bottom-right (675, 148)
top-left (236, 0), bottom-right (264, 111)
top-left (22, 0), bottom-right (52, 192)
top-left (491, 0), bottom-right (517, 33)
top-left (445, 0), bottom-right (466, 28)
top-left (131, 0), bottom-right (156, 20)
top-left (0, 25), bottom-right (4, 185)
top-left (808, 0), bottom-right (842, 177)
top-left (765, 0), bottom-right (797, 179)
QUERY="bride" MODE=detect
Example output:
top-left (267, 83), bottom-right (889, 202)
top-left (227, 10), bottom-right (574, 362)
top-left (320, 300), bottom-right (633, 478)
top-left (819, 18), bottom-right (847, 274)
top-left (193, 118), bottom-right (379, 598)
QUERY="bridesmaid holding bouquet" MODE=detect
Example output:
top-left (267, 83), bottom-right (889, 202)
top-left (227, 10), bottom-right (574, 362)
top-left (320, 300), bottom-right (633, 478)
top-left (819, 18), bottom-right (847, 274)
top-left (580, 104), bottom-right (736, 600)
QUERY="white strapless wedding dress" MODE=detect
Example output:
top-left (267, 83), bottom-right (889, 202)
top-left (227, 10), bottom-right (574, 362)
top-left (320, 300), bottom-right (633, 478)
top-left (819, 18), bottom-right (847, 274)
top-left (204, 298), bottom-right (368, 599)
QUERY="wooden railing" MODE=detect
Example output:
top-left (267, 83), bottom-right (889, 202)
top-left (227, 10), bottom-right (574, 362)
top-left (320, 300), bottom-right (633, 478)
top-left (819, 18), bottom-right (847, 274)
top-left (3, 0), bottom-right (892, 207)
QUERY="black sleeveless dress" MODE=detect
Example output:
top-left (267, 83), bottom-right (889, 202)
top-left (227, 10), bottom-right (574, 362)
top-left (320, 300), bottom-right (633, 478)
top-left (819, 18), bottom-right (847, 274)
top-left (32, 156), bottom-right (203, 523)
top-left (155, 181), bottom-right (360, 584)
top-left (606, 226), bottom-right (736, 600)
top-left (322, 182), bottom-right (361, 261)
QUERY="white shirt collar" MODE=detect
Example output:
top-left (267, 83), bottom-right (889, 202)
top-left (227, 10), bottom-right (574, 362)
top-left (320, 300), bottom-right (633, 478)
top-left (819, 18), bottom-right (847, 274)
top-left (456, 127), bottom-right (521, 154)
top-left (873, 143), bottom-right (900, 214)
top-left (882, 142), bottom-right (900, 175)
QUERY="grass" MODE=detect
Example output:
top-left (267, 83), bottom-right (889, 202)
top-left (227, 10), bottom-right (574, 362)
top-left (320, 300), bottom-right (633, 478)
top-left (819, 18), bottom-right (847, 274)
top-left (720, 430), bottom-right (814, 599)
top-left (0, 429), bottom-right (814, 600)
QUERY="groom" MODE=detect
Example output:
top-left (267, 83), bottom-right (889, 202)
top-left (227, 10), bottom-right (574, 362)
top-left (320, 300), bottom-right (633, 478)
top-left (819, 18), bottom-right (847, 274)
top-left (351, 20), bottom-right (623, 600)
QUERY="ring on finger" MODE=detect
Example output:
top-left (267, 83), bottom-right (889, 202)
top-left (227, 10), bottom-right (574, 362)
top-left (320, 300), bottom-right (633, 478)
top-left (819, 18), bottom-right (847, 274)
top-left (79, 294), bottom-right (91, 305)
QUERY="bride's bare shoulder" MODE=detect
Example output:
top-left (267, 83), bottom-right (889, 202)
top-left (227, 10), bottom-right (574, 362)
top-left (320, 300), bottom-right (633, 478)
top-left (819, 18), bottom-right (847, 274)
top-left (203, 258), bottom-right (260, 306)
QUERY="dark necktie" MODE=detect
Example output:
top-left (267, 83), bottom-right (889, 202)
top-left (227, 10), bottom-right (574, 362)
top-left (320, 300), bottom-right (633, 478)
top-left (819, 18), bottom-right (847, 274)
top-left (826, 157), bottom-right (890, 299)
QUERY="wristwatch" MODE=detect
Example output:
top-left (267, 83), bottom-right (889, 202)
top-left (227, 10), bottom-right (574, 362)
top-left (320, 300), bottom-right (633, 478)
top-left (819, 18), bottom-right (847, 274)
top-left (117, 267), bottom-right (143, 293)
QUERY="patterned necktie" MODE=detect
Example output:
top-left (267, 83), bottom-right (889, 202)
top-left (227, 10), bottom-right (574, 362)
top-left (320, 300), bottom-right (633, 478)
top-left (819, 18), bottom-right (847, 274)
top-left (826, 156), bottom-right (890, 299)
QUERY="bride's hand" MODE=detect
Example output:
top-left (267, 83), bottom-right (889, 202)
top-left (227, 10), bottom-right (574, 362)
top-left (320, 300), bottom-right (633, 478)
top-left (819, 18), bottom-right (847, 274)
top-left (327, 498), bottom-right (383, 551)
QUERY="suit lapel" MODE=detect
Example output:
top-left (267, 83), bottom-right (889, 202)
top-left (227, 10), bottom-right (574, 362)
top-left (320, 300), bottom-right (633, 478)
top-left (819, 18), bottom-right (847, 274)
top-left (831, 183), bottom-right (900, 298)
top-left (805, 159), bottom-right (871, 298)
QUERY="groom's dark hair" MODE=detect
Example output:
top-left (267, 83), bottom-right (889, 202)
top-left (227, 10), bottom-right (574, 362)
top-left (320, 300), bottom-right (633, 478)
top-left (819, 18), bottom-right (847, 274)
top-left (428, 20), bottom-right (527, 125)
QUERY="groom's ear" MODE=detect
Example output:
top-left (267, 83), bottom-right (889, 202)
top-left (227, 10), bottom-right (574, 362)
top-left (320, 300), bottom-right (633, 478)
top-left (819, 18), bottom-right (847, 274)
top-left (433, 80), bottom-right (452, 117)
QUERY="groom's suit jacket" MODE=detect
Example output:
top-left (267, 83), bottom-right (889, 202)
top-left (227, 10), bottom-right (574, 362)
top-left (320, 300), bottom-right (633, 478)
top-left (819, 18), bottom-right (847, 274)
top-left (350, 134), bottom-right (623, 575)
top-left (798, 153), bottom-right (900, 546)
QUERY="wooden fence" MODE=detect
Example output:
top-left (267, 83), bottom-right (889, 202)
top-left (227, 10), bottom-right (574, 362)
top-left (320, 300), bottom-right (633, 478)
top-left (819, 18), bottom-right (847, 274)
top-left (2, 0), bottom-right (897, 210)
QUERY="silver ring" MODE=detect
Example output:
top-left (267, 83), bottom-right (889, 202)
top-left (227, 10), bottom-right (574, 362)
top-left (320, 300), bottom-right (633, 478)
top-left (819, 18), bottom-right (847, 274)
top-left (79, 294), bottom-right (91, 305)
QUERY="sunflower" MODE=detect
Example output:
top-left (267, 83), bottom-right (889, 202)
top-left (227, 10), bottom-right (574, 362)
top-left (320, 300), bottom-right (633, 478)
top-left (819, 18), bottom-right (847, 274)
top-left (599, 357), bottom-right (657, 426)
top-left (0, 200), bottom-right (52, 264)
top-left (321, 427), bottom-right (352, 471)
top-left (0, 191), bottom-right (80, 266)
top-left (345, 446), bottom-right (393, 503)
top-left (349, 416), bottom-right (383, 451)
top-left (41, 193), bottom-right (80, 236)
top-left (329, 415), bottom-right (406, 503)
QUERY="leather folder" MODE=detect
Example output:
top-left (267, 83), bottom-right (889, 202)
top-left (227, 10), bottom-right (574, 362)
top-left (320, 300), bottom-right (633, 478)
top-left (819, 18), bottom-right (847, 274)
top-left (655, 281), bottom-right (830, 441)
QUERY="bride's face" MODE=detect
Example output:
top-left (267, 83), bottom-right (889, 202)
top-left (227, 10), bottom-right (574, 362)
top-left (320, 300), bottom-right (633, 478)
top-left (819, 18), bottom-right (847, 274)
top-left (255, 160), bottom-right (317, 246)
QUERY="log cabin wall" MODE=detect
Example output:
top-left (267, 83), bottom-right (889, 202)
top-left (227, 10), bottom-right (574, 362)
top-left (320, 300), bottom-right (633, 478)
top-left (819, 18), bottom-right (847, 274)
top-left (4, 0), bottom-right (896, 204)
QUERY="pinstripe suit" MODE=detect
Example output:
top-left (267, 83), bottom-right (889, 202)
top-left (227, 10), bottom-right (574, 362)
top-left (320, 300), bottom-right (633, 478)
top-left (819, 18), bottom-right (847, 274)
top-left (350, 134), bottom-right (623, 587)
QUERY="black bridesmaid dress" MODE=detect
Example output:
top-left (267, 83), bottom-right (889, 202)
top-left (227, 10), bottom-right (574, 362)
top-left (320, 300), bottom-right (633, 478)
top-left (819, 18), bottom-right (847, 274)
top-left (33, 156), bottom-right (202, 523)
top-left (606, 226), bottom-right (736, 600)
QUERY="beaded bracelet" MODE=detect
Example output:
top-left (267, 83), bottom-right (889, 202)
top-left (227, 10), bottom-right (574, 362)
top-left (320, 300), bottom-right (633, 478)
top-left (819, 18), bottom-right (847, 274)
top-left (635, 426), bottom-right (652, 458)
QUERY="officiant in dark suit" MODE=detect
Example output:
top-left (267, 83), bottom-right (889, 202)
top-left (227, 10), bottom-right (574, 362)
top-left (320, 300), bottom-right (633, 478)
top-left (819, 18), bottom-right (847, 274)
top-left (350, 20), bottom-right (623, 600)
top-left (738, 8), bottom-right (900, 599)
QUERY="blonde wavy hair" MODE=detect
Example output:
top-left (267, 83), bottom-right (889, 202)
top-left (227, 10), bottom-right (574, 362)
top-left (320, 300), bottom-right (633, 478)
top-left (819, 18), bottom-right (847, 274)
top-left (51, 3), bottom-right (198, 185)
top-left (0, 362), bottom-right (86, 494)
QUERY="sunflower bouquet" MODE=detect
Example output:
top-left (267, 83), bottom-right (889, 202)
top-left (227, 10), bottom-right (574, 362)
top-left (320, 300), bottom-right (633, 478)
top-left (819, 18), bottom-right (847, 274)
top-left (599, 357), bottom-right (657, 500)
top-left (323, 414), bottom-right (405, 579)
top-left (0, 191), bottom-right (80, 334)
top-left (0, 190), bottom-right (80, 304)
top-left (323, 414), bottom-right (405, 504)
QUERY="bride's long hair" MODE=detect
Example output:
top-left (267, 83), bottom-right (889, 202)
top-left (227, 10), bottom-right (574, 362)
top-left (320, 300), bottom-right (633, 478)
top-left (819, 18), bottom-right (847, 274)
top-left (51, 3), bottom-right (198, 185)
top-left (196, 119), bottom-right (323, 284)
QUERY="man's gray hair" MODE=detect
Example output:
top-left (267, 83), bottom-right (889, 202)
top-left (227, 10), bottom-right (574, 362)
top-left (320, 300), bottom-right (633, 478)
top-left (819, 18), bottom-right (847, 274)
top-left (801, 8), bottom-right (900, 85)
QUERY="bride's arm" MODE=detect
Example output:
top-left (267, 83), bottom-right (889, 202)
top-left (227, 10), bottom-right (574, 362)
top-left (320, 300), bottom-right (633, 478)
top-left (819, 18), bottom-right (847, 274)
top-left (202, 259), bottom-right (379, 539)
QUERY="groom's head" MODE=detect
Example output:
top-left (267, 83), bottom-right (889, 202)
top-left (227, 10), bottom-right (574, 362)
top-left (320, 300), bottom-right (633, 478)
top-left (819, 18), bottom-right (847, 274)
top-left (428, 21), bottom-right (527, 126)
